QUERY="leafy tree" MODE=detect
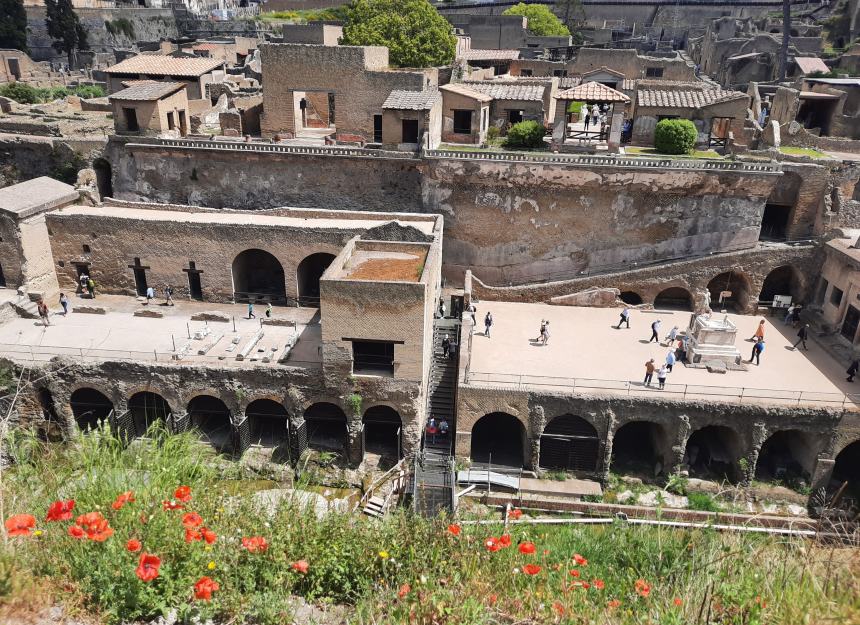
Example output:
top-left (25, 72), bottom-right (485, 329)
top-left (340, 0), bottom-right (456, 68)
top-left (0, 0), bottom-right (28, 53)
top-left (45, 0), bottom-right (88, 68)
top-left (505, 120), bottom-right (547, 149)
top-left (502, 3), bottom-right (570, 37)
top-left (653, 119), bottom-right (698, 155)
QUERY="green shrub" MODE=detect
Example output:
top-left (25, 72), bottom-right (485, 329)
top-left (567, 100), bottom-right (584, 115)
top-left (485, 125), bottom-right (500, 142)
top-left (653, 118), bottom-right (698, 155)
top-left (74, 84), bottom-right (105, 99)
top-left (504, 120), bottom-right (546, 149)
top-left (687, 491), bottom-right (720, 512)
top-left (0, 82), bottom-right (42, 104)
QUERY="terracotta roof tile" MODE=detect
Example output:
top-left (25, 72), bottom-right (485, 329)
top-left (109, 81), bottom-right (186, 101)
top-left (439, 83), bottom-right (493, 102)
top-left (555, 81), bottom-right (630, 102)
top-left (637, 89), bottom-right (748, 108)
top-left (462, 81), bottom-right (544, 101)
top-left (106, 55), bottom-right (224, 77)
top-left (462, 49), bottom-right (520, 61)
top-left (382, 89), bottom-right (441, 110)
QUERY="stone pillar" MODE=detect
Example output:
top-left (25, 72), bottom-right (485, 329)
top-left (288, 415), bottom-right (307, 466)
top-left (528, 404), bottom-right (546, 472)
top-left (455, 430), bottom-right (470, 460)
top-left (607, 111), bottom-right (623, 154)
top-left (670, 415), bottom-right (691, 475)
top-left (743, 422), bottom-right (767, 485)
top-left (809, 456), bottom-right (835, 498)
top-left (600, 408), bottom-right (617, 483)
top-left (346, 417), bottom-right (363, 467)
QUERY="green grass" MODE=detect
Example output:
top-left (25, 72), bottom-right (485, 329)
top-left (257, 7), bottom-right (347, 22)
top-left (778, 146), bottom-right (832, 159)
top-left (687, 492), bottom-right (721, 512)
top-left (1, 427), bottom-right (858, 624)
top-left (624, 146), bottom-right (724, 160)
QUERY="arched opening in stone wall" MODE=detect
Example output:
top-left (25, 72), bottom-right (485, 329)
top-left (297, 253), bottom-right (336, 307)
top-left (363, 405), bottom-right (402, 461)
top-left (610, 421), bottom-right (670, 478)
top-left (304, 402), bottom-right (348, 455)
top-left (707, 271), bottom-right (751, 313)
top-left (754, 429), bottom-right (815, 486)
top-left (685, 425), bottom-right (743, 483)
top-left (128, 392), bottom-right (171, 436)
top-left (759, 265), bottom-right (803, 305)
top-left (471, 412), bottom-right (525, 468)
top-left (187, 395), bottom-right (233, 452)
top-left (619, 291), bottom-right (643, 305)
top-left (539, 414), bottom-right (600, 473)
top-left (653, 287), bottom-right (693, 311)
top-left (246, 399), bottom-right (289, 448)
top-left (70, 388), bottom-right (114, 432)
top-left (93, 158), bottom-right (113, 199)
top-left (831, 440), bottom-right (860, 506)
top-left (231, 249), bottom-right (287, 305)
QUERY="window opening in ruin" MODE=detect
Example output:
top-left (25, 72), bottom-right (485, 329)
top-left (82, 244), bottom-right (91, 254)
top-left (401, 119), bottom-right (419, 144)
top-left (184, 261), bottom-right (203, 300)
top-left (760, 204), bottom-right (790, 241)
top-left (373, 115), bottom-right (383, 143)
top-left (7, 58), bottom-right (20, 80)
top-left (553, 69), bottom-right (567, 77)
top-left (685, 425), bottom-right (742, 483)
top-left (831, 286), bottom-right (845, 307)
top-left (471, 412), bottom-right (525, 468)
top-left (167, 111), bottom-right (175, 131)
top-left (610, 421), bottom-right (668, 478)
top-left (507, 110), bottom-right (523, 125)
top-left (128, 392), bottom-right (171, 437)
top-left (123, 107), bottom-right (139, 132)
top-left (841, 305), bottom-right (859, 341)
top-left (352, 340), bottom-right (395, 376)
top-left (188, 395), bottom-right (233, 453)
top-left (755, 430), bottom-right (812, 485)
top-left (303, 402), bottom-right (348, 455)
top-left (832, 440), bottom-right (860, 510)
top-left (93, 158), bottom-right (113, 199)
top-left (362, 405), bottom-right (402, 460)
top-left (296, 252), bottom-right (335, 307)
top-left (178, 110), bottom-right (187, 136)
top-left (70, 388), bottom-right (113, 432)
top-left (645, 67), bottom-right (664, 78)
top-left (246, 399), bottom-right (289, 450)
top-left (453, 110), bottom-right (472, 135)
top-left (619, 291), bottom-right (643, 305)
top-left (520, 69), bottom-right (533, 77)
top-left (231, 249), bottom-right (287, 305)
top-left (653, 287), bottom-right (693, 311)
top-left (539, 414), bottom-right (600, 473)
top-left (129, 257), bottom-right (149, 296)
top-left (759, 265), bottom-right (800, 305)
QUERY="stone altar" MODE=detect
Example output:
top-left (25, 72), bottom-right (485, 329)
top-left (686, 314), bottom-right (743, 366)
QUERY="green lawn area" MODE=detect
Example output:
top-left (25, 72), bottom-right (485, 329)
top-left (623, 146), bottom-right (724, 160)
top-left (778, 146), bottom-right (832, 159)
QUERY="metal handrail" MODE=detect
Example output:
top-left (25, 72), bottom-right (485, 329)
top-left (464, 371), bottom-right (860, 409)
top-left (354, 458), bottom-right (406, 513)
top-left (127, 138), bottom-right (417, 160)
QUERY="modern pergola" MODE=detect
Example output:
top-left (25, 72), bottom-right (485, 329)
top-left (552, 81), bottom-right (631, 147)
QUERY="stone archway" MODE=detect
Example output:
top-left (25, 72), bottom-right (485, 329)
top-left (653, 287), bottom-right (693, 311)
top-left (231, 249), bottom-right (286, 305)
top-left (539, 414), bottom-right (600, 473)
top-left (831, 440), bottom-right (860, 506)
top-left (297, 252), bottom-right (336, 307)
top-left (619, 291), bottom-right (643, 305)
top-left (304, 402), bottom-right (348, 455)
top-left (187, 395), bottom-right (233, 452)
top-left (685, 425), bottom-right (744, 483)
top-left (610, 420), bottom-right (671, 477)
top-left (707, 271), bottom-right (752, 313)
top-left (471, 412), bottom-right (526, 468)
top-left (755, 429), bottom-right (816, 485)
top-left (759, 265), bottom-right (804, 305)
top-left (70, 387), bottom-right (114, 432)
top-left (128, 392), bottom-right (171, 436)
top-left (246, 399), bottom-right (289, 448)
top-left (362, 405), bottom-right (402, 460)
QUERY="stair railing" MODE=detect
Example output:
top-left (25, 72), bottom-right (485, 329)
top-left (354, 458), bottom-right (406, 513)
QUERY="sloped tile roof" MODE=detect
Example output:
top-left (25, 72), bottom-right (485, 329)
top-left (794, 56), bottom-right (829, 74)
top-left (637, 89), bottom-right (748, 108)
top-left (462, 49), bottom-right (520, 61)
top-left (559, 76), bottom-right (581, 89)
top-left (440, 83), bottom-right (493, 103)
top-left (105, 55), bottom-right (224, 77)
top-left (382, 89), bottom-right (441, 110)
top-left (109, 81), bottom-right (187, 101)
top-left (462, 81), bottom-right (544, 101)
top-left (555, 81), bottom-right (630, 102)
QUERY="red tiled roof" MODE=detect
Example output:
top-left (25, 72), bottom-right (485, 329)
top-left (106, 55), bottom-right (224, 77)
top-left (555, 81), bottom-right (630, 102)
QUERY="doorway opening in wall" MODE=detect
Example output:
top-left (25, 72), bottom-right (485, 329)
top-left (352, 340), bottom-right (395, 376)
top-left (373, 114), bottom-right (383, 143)
top-left (93, 158), bottom-right (113, 199)
top-left (402, 119), bottom-right (419, 144)
top-left (760, 204), bottom-right (790, 241)
top-left (167, 111), bottom-right (175, 131)
top-left (131, 257), bottom-right (148, 296)
top-left (186, 261), bottom-right (203, 300)
top-left (708, 117), bottom-right (732, 148)
top-left (362, 405), bottom-right (402, 463)
top-left (507, 110), bottom-right (523, 125)
top-left (296, 252), bottom-right (335, 307)
top-left (123, 108), bottom-right (139, 132)
top-left (453, 110), bottom-right (472, 135)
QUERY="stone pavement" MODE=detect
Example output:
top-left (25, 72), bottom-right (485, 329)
top-left (466, 301), bottom-right (859, 408)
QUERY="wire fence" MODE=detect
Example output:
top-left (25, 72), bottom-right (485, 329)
top-left (464, 371), bottom-right (860, 409)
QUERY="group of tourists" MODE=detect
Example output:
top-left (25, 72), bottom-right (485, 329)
top-left (425, 416), bottom-right (450, 443)
top-left (144, 285), bottom-right (175, 306)
top-left (78, 273), bottom-right (97, 298)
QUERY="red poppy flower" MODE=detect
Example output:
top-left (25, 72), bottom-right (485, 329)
top-left (201, 527), bottom-right (217, 544)
top-left (397, 583), bottom-right (410, 598)
top-left (634, 579), bottom-right (651, 598)
top-left (447, 524), bottom-right (461, 536)
top-left (487, 594), bottom-right (498, 605)
top-left (573, 553), bottom-right (588, 566)
top-left (46, 500), bottom-right (75, 522)
top-left (75, 512), bottom-right (114, 542)
top-left (162, 500), bottom-right (183, 511)
top-left (497, 534), bottom-right (512, 548)
top-left (522, 564), bottom-right (542, 575)
top-left (174, 486), bottom-right (192, 503)
top-left (135, 553), bottom-right (161, 582)
top-left (552, 601), bottom-right (565, 616)
top-left (193, 576), bottom-right (219, 601)
top-left (518, 541), bottom-right (536, 555)
top-left (68, 524), bottom-right (85, 539)
top-left (185, 528), bottom-right (202, 543)
top-left (593, 579), bottom-right (605, 590)
top-left (126, 538), bottom-right (142, 552)
top-left (242, 536), bottom-right (268, 553)
top-left (569, 569), bottom-right (580, 578)
top-left (290, 560), bottom-right (309, 574)
top-left (673, 597), bottom-right (683, 607)
top-left (607, 599), bottom-right (621, 609)
top-left (5, 514), bottom-right (36, 537)
top-left (582, 582), bottom-right (591, 590)
top-left (182, 512), bottom-right (203, 529)
top-left (755, 596), bottom-right (767, 609)
top-left (111, 491), bottom-right (135, 510)
top-left (507, 508), bottom-right (523, 520)
top-left (484, 537), bottom-right (501, 552)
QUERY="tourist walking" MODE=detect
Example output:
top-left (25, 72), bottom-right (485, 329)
top-left (467, 302), bottom-right (477, 325)
top-left (644, 358), bottom-right (656, 386)
top-left (484, 312), bottom-right (493, 337)
top-left (145, 286), bottom-right (154, 305)
top-left (677, 335), bottom-right (689, 363)
top-left (784, 304), bottom-right (796, 325)
top-left (439, 418), bottom-right (450, 438)
top-left (426, 417), bottom-right (437, 444)
top-left (616, 306), bottom-right (630, 329)
top-left (438, 298), bottom-right (446, 319)
top-left (79, 273), bottom-right (88, 295)
top-left (649, 319), bottom-right (661, 343)
top-left (793, 324), bottom-right (810, 350)
top-left (165, 284), bottom-right (174, 306)
top-left (248, 300), bottom-right (256, 319)
top-left (542, 320), bottom-right (551, 345)
top-left (750, 319), bottom-right (766, 342)
top-left (583, 111), bottom-right (590, 131)
top-left (37, 299), bottom-right (50, 326)
top-left (665, 349), bottom-right (676, 372)
top-left (535, 319), bottom-right (546, 342)
top-left (59, 293), bottom-right (69, 316)
top-left (591, 103), bottom-right (600, 125)
top-left (266, 302), bottom-right (272, 318)
top-left (657, 364), bottom-right (668, 390)
top-left (848, 359), bottom-right (860, 382)
top-left (749, 339), bottom-right (765, 366)
top-left (664, 325), bottom-right (679, 346)
top-left (790, 306), bottom-right (802, 327)
top-left (442, 333), bottom-right (451, 358)
top-left (87, 277), bottom-right (96, 299)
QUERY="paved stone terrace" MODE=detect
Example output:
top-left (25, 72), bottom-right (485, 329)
top-left (465, 301), bottom-right (860, 409)
top-left (0, 292), bottom-right (322, 368)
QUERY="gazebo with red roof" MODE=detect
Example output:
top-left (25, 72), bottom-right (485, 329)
top-left (551, 81), bottom-right (631, 151)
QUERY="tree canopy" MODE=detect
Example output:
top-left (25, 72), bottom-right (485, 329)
top-left (45, 0), bottom-right (88, 67)
top-left (340, 0), bottom-right (457, 68)
top-left (502, 3), bottom-right (571, 37)
top-left (0, 0), bottom-right (27, 52)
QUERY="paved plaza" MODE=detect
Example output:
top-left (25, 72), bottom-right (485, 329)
top-left (466, 301), bottom-right (859, 408)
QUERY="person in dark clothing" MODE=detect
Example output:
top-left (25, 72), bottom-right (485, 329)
top-left (793, 324), bottom-right (810, 350)
top-left (749, 339), bottom-right (765, 366)
top-left (649, 319), bottom-right (661, 343)
top-left (847, 359), bottom-right (859, 382)
top-left (442, 334), bottom-right (450, 358)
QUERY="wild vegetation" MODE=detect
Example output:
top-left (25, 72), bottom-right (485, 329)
top-left (2, 426), bottom-right (858, 624)
top-left (0, 82), bottom-right (105, 104)
top-left (502, 2), bottom-right (571, 37)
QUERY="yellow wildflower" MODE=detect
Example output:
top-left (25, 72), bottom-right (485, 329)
top-left (378, 551), bottom-right (389, 559)
top-left (207, 561), bottom-right (216, 570)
